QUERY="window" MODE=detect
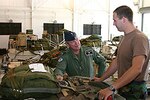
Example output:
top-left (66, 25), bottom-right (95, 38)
top-left (83, 24), bottom-right (101, 35)
top-left (0, 23), bottom-right (22, 35)
top-left (43, 23), bottom-right (64, 34)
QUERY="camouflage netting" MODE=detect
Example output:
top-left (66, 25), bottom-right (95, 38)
top-left (80, 34), bottom-right (102, 47)
top-left (27, 39), bottom-right (53, 51)
top-left (38, 45), bottom-right (67, 68)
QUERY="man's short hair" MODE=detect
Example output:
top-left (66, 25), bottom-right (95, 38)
top-left (113, 5), bottom-right (133, 22)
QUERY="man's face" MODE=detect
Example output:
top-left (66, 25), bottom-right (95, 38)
top-left (66, 38), bottom-right (81, 51)
top-left (113, 12), bottom-right (124, 32)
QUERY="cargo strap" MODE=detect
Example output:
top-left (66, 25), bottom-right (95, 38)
top-left (1, 87), bottom-right (61, 94)
top-left (23, 88), bottom-right (61, 94)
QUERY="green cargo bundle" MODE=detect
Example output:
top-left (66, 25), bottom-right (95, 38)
top-left (0, 64), bottom-right (60, 100)
top-left (38, 46), bottom-right (67, 68)
top-left (0, 64), bottom-right (90, 100)
top-left (80, 34), bottom-right (101, 47)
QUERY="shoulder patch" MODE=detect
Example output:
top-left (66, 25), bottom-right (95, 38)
top-left (58, 57), bottom-right (63, 62)
top-left (85, 49), bottom-right (93, 56)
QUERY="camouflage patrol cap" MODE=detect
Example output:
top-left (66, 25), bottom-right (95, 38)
top-left (64, 30), bottom-right (77, 41)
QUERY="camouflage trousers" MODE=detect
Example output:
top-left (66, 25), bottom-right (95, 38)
top-left (118, 81), bottom-right (147, 100)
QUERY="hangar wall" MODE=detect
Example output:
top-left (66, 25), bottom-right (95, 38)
top-left (0, 0), bottom-right (141, 40)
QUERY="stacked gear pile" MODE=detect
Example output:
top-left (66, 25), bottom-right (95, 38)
top-left (42, 29), bottom-right (66, 47)
top-left (0, 64), bottom-right (106, 100)
top-left (66, 76), bottom-right (103, 99)
top-left (0, 63), bottom-right (126, 100)
top-left (65, 76), bottom-right (126, 100)
top-left (0, 64), bottom-right (88, 100)
top-left (80, 34), bottom-right (102, 47)
top-left (27, 39), bottom-right (53, 51)
top-left (38, 45), bottom-right (67, 68)
top-left (28, 29), bottom-right (67, 52)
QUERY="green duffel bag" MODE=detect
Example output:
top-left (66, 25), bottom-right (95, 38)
top-left (0, 64), bottom-right (61, 100)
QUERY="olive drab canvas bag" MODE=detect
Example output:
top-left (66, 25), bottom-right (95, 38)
top-left (0, 63), bottom-right (61, 100)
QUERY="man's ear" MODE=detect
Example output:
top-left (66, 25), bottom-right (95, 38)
top-left (122, 17), bottom-right (127, 23)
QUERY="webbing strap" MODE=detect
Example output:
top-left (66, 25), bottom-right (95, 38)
top-left (1, 87), bottom-right (61, 94)
top-left (23, 88), bottom-right (61, 94)
top-left (7, 69), bottom-right (20, 90)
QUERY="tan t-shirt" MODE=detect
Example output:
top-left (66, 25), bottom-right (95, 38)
top-left (117, 29), bottom-right (150, 81)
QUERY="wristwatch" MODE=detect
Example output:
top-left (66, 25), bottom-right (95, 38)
top-left (108, 85), bottom-right (116, 92)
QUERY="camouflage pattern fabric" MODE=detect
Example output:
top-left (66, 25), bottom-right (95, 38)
top-left (118, 81), bottom-right (147, 100)
top-left (38, 46), bottom-right (67, 68)
top-left (80, 34), bottom-right (101, 47)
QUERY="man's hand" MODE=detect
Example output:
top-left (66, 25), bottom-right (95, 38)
top-left (98, 88), bottom-right (113, 100)
top-left (93, 76), bottom-right (102, 82)
top-left (56, 75), bottom-right (63, 81)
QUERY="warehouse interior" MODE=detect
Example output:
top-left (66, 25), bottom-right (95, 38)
top-left (0, 0), bottom-right (150, 100)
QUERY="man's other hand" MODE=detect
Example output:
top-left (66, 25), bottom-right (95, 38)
top-left (56, 75), bottom-right (63, 81)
